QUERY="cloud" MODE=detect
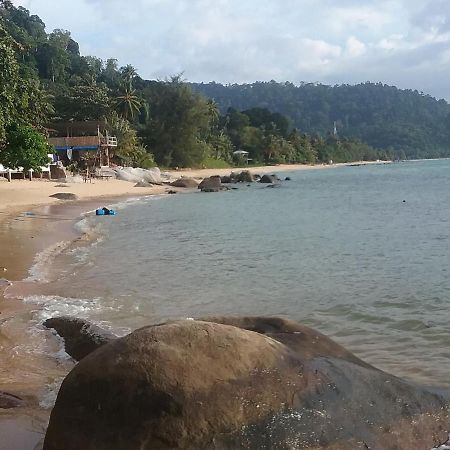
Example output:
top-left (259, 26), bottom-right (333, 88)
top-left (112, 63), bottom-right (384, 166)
top-left (11, 0), bottom-right (450, 99)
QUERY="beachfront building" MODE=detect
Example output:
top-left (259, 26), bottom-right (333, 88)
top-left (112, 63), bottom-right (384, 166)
top-left (47, 121), bottom-right (117, 169)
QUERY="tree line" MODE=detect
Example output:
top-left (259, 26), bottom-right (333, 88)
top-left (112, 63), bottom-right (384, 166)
top-left (0, 1), bottom-right (438, 170)
top-left (191, 81), bottom-right (450, 160)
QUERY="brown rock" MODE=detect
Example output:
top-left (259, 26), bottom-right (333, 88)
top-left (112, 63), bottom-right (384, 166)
top-left (234, 170), bottom-right (255, 183)
top-left (259, 174), bottom-right (280, 183)
top-left (198, 175), bottom-right (222, 192)
top-left (44, 317), bottom-right (450, 450)
top-left (170, 177), bottom-right (199, 188)
top-left (44, 316), bottom-right (117, 361)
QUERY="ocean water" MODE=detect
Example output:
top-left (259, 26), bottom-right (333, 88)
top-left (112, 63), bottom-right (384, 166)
top-left (31, 160), bottom-right (450, 388)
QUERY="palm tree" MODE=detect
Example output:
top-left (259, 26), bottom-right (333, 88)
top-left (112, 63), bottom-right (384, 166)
top-left (115, 85), bottom-right (141, 120)
top-left (120, 64), bottom-right (137, 88)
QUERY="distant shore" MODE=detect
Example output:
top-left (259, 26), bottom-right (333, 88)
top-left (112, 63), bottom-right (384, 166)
top-left (0, 161), bottom-right (390, 214)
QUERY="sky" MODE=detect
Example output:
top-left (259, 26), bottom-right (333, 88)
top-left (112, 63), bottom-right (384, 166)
top-left (13, 0), bottom-right (450, 99)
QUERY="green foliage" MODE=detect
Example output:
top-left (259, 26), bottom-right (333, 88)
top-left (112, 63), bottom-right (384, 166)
top-left (139, 76), bottom-right (217, 168)
top-left (0, 20), bottom-right (20, 142)
top-left (53, 83), bottom-right (111, 120)
top-left (0, 20), bottom-right (51, 142)
top-left (202, 157), bottom-right (231, 169)
top-left (0, 123), bottom-right (51, 171)
top-left (106, 112), bottom-right (155, 167)
top-left (115, 85), bottom-right (141, 120)
top-left (192, 81), bottom-right (450, 159)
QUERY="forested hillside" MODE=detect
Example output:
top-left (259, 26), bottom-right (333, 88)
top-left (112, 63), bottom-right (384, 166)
top-left (191, 82), bottom-right (450, 159)
top-left (1, 0), bottom-right (447, 169)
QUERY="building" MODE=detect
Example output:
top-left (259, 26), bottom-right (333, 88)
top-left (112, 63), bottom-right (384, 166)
top-left (47, 121), bottom-right (117, 168)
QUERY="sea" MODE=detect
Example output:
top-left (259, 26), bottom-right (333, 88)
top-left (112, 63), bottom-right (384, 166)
top-left (21, 159), bottom-right (450, 391)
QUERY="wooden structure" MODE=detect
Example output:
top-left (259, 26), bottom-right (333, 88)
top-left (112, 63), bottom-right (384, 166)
top-left (47, 121), bottom-right (117, 168)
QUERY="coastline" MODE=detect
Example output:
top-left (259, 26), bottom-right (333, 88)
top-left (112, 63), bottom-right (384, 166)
top-left (0, 161), bottom-right (388, 448)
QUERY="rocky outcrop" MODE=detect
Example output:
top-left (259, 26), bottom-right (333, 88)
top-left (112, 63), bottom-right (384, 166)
top-left (198, 175), bottom-right (222, 192)
top-left (170, 177), bottom-right (199, 188)
top-left (44, 317), bottom-right (450, 450)
top-left (43, 316), bottom-right (117, 361)
top-left (49, 192), bottom-right (78, 200)
top-left (259, 174), bottom-right (280, 183)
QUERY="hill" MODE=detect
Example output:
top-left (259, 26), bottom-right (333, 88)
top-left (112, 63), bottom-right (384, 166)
top-left (191, 82), bottom-right (450, 159)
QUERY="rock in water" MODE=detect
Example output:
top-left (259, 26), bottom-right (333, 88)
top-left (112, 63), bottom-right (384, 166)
top-left (44, 317), bottom-right (450, 450)
top-left (259, 174), bottom-right (280, 184)
top-left (198, 175), bottom-right (222, 192)
top-left (170, 177), bottom-right (199, 188)
top-left (44, 316), bottom-right (117, 361)
top-left (235, 170), bottom-right (255, 183)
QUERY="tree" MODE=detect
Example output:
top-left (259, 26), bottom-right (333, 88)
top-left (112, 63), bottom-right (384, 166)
top-left (105, 112), bottom-right (155, 167)
top-left (0, 20), bottom-right (20, 142)
top-left (0, 123), bottom-right (51, 171)
top-left (120, 64), bottom-right (137, 87)
top-left (0, 21), bottom-right (51, 141)
top-left (55, 83), bottom-right (110, 120)
top-left (115, 85), bottom-right (141, 120)
top-left (139, 77), bottom-right (216, 167)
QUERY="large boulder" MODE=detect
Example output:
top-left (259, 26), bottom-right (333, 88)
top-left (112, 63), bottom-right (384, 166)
top-left (259, 174), bottom-right (280, 184)
top-left (198, 175), bottom-right (222, 192)
top-left (44, 317), bottom-right (450, 450)
top-left (44, 316), bottom-right (117, 361)
top-left (234, 170), bottom-right (255, 183)
top-left (170, 177), bottom-right (199, 188)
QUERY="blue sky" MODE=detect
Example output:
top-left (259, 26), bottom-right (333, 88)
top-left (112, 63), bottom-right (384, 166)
top-left (14, 0), bottom-right (450, 99)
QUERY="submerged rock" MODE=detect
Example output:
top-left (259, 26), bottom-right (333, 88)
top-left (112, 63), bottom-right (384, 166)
top-left (44, 316), bottom-right (117, 361)
top-left (259, 174), bottom-right (280, 184)
top-left (170, 177), bottom-right (199, 188)
top-left (44, 317), bottom-right (450, 450)
top-left (49, 192), bottom-right (78, 201)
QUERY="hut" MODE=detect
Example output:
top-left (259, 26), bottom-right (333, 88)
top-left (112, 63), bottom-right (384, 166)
top-left (47, 121), bottom-right (117, 170)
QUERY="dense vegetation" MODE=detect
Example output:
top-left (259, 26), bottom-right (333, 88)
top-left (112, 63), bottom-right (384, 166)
top-left (191, 82), bottom-right (450, 160)
top-left (1, 0), bottom-right (448, 169)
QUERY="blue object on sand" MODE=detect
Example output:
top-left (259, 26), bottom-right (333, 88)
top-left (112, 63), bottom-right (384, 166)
top-left (96, 208), bottom-right (116, 216)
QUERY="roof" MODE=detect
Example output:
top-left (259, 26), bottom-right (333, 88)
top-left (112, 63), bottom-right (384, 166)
top-left (46, 120), bottom-right (110, 137)
top-left (233, 150), bottom-right (249, 155)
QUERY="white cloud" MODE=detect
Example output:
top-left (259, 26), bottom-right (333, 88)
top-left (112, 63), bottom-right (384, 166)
top-left (10, 0), bottom-right (450, 99)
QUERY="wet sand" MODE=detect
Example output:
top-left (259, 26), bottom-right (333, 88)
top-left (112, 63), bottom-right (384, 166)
top-left (0, 196), bottom-right (168, 449)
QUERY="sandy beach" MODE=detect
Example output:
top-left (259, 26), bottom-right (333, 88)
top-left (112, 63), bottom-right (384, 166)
top-left (0, 161), bottom-right (389, 449)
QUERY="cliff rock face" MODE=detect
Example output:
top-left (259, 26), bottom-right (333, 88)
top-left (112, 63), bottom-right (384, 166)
top-left (44, 317), bottom-right (450, 450)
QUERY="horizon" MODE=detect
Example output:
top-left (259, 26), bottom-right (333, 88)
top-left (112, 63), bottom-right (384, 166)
top-left (13, 0), bottom-right (450, 101)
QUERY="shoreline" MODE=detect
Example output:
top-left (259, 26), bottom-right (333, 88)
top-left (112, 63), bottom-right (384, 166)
top-left (0, 161), bottom-right (389, 448)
